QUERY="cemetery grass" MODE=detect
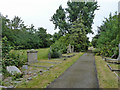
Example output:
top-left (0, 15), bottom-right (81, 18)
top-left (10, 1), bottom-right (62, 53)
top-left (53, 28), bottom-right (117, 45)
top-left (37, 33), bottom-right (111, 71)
top-left (10, 48), bottom-right (49, 62)
top-left (16, 52), bottom-right (84, 88)
top-left (95, 56), bottom-right (118, 88)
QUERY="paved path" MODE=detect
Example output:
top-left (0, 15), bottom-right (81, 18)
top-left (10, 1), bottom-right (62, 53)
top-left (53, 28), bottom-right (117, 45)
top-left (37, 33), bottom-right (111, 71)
top-left (47, 52), bottom-right (99, 88)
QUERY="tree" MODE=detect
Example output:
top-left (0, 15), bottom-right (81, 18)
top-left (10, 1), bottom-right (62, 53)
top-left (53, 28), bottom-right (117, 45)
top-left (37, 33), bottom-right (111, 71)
top-left (10, 16), bottom-right (25, 30)
top-left (50, 5), bottom-right (69, 35)
top-left (69, 17), bottom-right (89, 51)
top-left (51, 1), bottom-right (99, 35)
top-left (37, 27), bottom-right (53, 48)
top-left (92, 12), bottom-right (119, 57)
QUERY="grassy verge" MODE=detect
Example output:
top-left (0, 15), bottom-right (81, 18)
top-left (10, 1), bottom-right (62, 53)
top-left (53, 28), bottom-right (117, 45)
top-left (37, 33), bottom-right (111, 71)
top-left (95, 56), bottom-right (118, 88)
top-left (16, 52), bottom-right (83, 88)
top-left (109, 64), bottom-right (118, 70)
top-left (10, 48), bottom-right (49, 62)
top-left (36, 48), bottom-right (49, 60)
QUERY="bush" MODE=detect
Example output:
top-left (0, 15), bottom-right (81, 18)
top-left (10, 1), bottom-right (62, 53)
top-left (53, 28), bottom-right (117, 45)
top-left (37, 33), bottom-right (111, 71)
top-left (50, 33), bottom-right (89, 58)
top-left (50, 41), bottom-right (64, 58)
top-left (50, 49), bottom-right (62, 58)
top-left (92, 48), bottom-right (101, 55)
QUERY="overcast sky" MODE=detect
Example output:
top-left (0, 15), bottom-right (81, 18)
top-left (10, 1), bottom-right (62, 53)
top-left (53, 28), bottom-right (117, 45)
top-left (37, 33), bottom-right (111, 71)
top-left (0, 0), bottom-right (119, 41)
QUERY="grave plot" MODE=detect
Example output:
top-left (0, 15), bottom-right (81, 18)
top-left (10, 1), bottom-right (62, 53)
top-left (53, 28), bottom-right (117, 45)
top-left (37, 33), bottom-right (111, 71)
top-left (101, 44), bottom-right (120, 80)
top-left (1, 49), bottom-right (80, 88)
top-left (107, 63), bottom-right (120, 80)
top-left (62, 52), bottom-right (78, 58)
top-left (107, 63), bottom-right (120, 71)
top-left (38, 59), bottom-right (63, 64)
top-left (15, 52), bottom-right (82, 88)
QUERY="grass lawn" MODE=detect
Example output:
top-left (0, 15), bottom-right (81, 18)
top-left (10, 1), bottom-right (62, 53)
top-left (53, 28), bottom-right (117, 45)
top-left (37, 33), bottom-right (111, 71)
top-left (30, 62), bottom-right (55, 67)
top-left (16, 52), bottom-right (83, 88)
top-left (10, 48), bottom-right (49, 62)
top-left (109, 64), bottom-right (119, 70)
top-left (95, 56), bottom-right (118, 88)
top-left (36, 48), bottom-right (49, 60)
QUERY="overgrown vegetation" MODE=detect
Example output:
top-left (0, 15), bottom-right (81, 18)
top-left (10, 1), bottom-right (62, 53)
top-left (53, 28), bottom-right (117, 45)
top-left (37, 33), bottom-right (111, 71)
top-left (50, 1), bottom-right (99, 58)
top-left (1, 14), bottom-right (53, 75)
top-left (2, 16), bottom-right (53, 49)
top-left (92, 13), bottom-right (120, 57)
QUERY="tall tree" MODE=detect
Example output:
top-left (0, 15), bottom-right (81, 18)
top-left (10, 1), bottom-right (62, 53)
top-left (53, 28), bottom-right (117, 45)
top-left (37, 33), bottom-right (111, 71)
top-left (50, 5), bottom-right (69, 35)
top-left (92, 13), bottom-right (119, 57)
top-left (51, 1), bottom-right (99, 35)
top-left (69, 17), bottom-right (89, 51)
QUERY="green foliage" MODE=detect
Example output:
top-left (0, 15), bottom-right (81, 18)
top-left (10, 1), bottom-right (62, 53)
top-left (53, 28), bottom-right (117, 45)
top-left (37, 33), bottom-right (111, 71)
top-left (12, 73), bottom-right (23, 80)
top-left (50, 1), bottom-right (98, 57)
top-left (50, 17), bottom-right (90, 58)
top-left (52, 32), bottom-right (62, 43)
top-left (50, 5), bottom-right (69, 35)
top-left (51, 1), bottom-right (99, 35)
top-left (2, 36), bottom-right (12, 58)
top-left (1, 14), bottom-right (53, 75)
top-left (92, 12), bottom-right (119, 57)
top-left (50, 36), bottom-right (67, 58)
top-left (69, 17), bottom-right (89, 51)
top-left (2, 15), bottom-right (53, 50)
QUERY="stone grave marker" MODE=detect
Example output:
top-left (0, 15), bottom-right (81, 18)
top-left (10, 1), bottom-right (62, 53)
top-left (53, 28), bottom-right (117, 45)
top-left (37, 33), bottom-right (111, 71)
top-left (22, 65), bottom-right (28, 74)
top-left (72, 45), bottom-right (74, 53)
top-left (67, 45), bottom-right (69, 53)
top-left (22, 65), bottom-right (28, 70)
top-left (0, 73), bottom-right (3, 80)
top-left (27, 49), bottom-right (38, 64)
top-left (67, 44), bottom-right (72, 53)
top-left (6, 66), bottom-right (22, 75)
top-left (69, 44), bottom-right (72, 53)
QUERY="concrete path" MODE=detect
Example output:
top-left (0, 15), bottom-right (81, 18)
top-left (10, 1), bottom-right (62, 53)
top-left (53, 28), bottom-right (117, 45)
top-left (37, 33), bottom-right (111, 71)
top-left (47, 52), bottom-right (99, 88)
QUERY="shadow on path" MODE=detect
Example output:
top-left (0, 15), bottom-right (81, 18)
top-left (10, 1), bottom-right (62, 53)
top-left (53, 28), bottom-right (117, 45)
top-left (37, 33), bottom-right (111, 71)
top-left (47, 52), bottom-right (99, 88)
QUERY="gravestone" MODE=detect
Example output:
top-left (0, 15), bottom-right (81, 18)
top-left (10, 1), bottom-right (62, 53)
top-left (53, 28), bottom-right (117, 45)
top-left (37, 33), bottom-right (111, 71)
top-left (67, 44), bottom-right (72, 53)
top-left (22, 65), bottom-right (28, 70)
top-left (69, 44), bottom-right (72, 53)
top-left (6, 66), bottom-right (22, 75)
top-left (48, 53), bottom-right (51, 60)
top-left (71, 45), bottom-right (74, 53)
top-left (27, 49), bottom-right (38, 64)
top-left (67, 45), bottom-right (69, 53)
top-left (0, 73), bottom-right (3, 80)
top-left (22, 65), bottom-right (28, 74)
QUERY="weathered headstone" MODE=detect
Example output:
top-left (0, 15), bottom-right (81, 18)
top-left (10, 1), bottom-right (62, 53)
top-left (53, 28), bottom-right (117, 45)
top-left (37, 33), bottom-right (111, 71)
top-left (67, 44), bottom-right (72, 53)
top-left (71, 45), bottom-right (74, 53)
top-left (0, 73), bottom-right (3, 80)
top-left (67, 45), bottom-right (69, 53)
top-left (69, 44), bottom-right (72, 53)
top-left (22, 65), bottom-right (28, 74)
top-left (27, 77), bottom-right (32, 80)
top-left (27, 49), bottom-right (38, 64)
top-left (22, 65), bottom-right (28, 70)
top-left (6, 66), bottom-right (22, 75)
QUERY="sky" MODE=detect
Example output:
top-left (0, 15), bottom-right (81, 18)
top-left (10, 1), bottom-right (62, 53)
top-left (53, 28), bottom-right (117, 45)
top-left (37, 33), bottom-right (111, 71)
top-left (0, 0), bottom-right (119, 41)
